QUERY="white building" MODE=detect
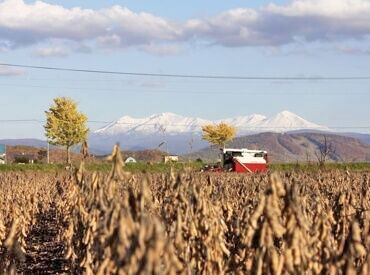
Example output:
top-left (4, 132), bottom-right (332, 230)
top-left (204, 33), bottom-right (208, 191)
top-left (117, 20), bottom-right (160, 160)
top-left (125, 157), bottom-right (137, 163)
top-left (164, 155), bottom-right (179, 164)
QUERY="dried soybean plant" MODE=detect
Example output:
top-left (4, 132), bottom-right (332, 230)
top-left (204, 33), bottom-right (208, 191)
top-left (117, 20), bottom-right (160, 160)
top-left (0, 172), bottom-right (67, 273)
top-left (64, 145), bottom-right (182, 274)
top-left (0, 153), bottom-right (369, 274)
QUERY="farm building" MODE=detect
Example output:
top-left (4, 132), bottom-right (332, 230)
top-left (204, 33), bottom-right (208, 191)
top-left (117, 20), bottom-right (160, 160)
top-left (0, 154), bottom-right (5, 164)
top-left (12, 153), bottom-right (37, 164)
top-left (125, 157), bottom-right (137, 163)
top-left (164, 155), bottom-right (179, 164)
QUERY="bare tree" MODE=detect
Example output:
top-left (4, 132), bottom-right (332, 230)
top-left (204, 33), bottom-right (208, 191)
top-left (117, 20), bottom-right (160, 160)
top-left (315, 136), bottom-right (336, 167)
top-left (156, 124), bottom-right (168, 154)
top-left (188, 136), bottom-right (194, 154)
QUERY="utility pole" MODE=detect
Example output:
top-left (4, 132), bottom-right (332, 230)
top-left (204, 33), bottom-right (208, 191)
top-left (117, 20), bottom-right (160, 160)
top-left (158, 125), bottom-right (168, 154)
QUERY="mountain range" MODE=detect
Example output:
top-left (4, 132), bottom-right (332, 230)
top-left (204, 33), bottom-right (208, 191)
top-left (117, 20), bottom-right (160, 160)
top-left (0, 111), bottom-right (368, 159)
top-left (90, 110), bottom-right (331, 154)
top-left (93, 110), bottom-right (329, 136)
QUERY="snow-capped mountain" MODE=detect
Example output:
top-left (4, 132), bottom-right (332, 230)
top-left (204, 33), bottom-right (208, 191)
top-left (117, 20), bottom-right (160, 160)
top-left (215, 111), bottom-right (329, 133)
top-left (90, 111), bottom-right (330, 154)
top-left (216, 114), bottom-right (267, 131)
top-left (246, 111), bottom-right (328, 133)
top-left (94, 112), bottom-right (212, 135)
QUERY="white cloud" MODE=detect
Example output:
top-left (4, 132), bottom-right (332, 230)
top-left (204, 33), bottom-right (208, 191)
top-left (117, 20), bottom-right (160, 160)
top-left (33, 46), bottom-right (69, 57)
top-left (0, 65), bottom-right (26, 76)
top-left (97, 34), bottom-right (122, 48)
top-left (265, 0), bottom-right (370, 17)
top-left (1, 0), bottom-right (370, 52)
top-left (185, 0), bottom-right (370, 46)
top-left (0, 0), bottom-right (181, 50)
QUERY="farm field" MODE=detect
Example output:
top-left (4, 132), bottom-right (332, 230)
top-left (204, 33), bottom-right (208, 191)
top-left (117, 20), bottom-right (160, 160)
top-left (0, 150), bottom-right (369, 274)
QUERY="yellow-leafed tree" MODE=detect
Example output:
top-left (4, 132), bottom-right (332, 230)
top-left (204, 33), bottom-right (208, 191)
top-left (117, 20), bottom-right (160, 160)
top-left (202, 123), bottom-right (236, 148)
top-left (44, 97), bottom-right (89, 164)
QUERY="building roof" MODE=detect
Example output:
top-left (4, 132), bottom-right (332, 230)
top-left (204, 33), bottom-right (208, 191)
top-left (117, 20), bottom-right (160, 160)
top-left (222, 148), bottom-right (267, 154)
top-left (125, 157), bottom-right (137, 162)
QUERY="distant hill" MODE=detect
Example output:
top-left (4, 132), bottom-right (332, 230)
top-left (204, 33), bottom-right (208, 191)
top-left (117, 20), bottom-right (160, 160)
top-left (0, 139), bottom-right (48, 148)
top-left (188, 132), bottom-right (370, 163)
top-left (341, 133), bottom-right (370, 145)
top-left (0, 138), bottom-right (106, 155)
top-left (2, 132), bottom-right (369, 163)
top-left (286, 131), bottom-right (370, 145)
top-left (5, 145), bottom-right (85, 164)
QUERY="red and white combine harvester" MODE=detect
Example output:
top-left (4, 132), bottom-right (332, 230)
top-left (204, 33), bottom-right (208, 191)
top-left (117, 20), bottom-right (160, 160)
top-left (203, 148), bottom-right (268, 173)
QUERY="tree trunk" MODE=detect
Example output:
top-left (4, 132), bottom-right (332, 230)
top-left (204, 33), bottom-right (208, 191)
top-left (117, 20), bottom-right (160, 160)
top-left (66, 146), bottom-right (70, 164)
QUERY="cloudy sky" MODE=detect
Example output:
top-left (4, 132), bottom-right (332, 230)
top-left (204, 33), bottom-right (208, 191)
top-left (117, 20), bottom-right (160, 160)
top-left (0, 0), bottom-right (369, 138)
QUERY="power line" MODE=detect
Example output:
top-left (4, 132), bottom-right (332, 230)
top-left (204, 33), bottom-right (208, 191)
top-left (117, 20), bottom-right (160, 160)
top-left (2, 63), bottom-right (370, 81)
top-left (1, 83), bottom-right (368, 95)
top-left (0, 119), bottom-right (368, 129)
top-left (0, 119), bottom-right (43, 122)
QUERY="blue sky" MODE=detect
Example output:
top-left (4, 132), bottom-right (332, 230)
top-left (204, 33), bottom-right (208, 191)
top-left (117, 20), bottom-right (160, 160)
top-left (0, 0), bottom-right (370, 138)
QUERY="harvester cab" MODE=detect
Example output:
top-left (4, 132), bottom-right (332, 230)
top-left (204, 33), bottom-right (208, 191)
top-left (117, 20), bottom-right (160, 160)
top-left (221, 148), bottom-right (268, 173)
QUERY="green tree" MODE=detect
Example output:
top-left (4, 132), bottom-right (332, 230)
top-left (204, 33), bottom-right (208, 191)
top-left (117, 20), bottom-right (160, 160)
top-left (44, 97), bottom-right (88, 164)
top-left (201, 123), bottom-right (236, 148)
